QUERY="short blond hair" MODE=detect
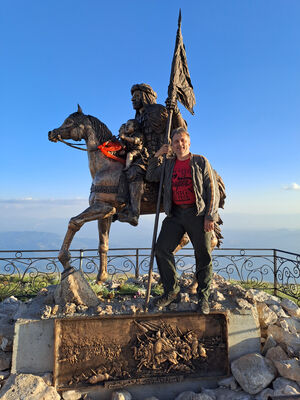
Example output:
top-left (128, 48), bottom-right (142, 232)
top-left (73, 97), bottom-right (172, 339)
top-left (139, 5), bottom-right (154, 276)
top-left (171, 127), bottom-right (190, 141)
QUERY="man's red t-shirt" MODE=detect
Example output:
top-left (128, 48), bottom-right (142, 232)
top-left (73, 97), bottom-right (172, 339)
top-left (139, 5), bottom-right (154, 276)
top-left (172, 158), bottom-right (196, 205)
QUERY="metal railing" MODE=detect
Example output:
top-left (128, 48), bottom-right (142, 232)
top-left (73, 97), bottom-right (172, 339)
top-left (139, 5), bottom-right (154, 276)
top-left (0, 248), bottom-right (299, 304)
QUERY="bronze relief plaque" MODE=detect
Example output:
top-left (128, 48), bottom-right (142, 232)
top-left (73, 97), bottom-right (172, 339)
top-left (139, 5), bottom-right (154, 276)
top-left (54, 312), bottom-right (228, 389)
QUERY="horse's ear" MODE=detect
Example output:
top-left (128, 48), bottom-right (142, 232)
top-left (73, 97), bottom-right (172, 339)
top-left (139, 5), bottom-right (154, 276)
top-left (77, 104), bottom-right (83, 114)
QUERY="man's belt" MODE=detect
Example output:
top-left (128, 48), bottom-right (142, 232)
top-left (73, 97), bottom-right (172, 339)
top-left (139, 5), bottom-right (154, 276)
top-left (174, 204), bottom-right (195, 209)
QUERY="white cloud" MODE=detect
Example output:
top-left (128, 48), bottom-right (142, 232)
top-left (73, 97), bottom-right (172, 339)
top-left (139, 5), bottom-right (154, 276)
top-left (0, 198), bottom-right (86, 205)
top-left (283, 183), bottom-right (300, 191)
top-left (0, 198), bottom-right (89, 220)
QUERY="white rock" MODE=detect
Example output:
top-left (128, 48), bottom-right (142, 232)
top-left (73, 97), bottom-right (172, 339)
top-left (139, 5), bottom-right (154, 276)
top-left (0, 371), bottom-right (10, 381)
top-left (212, 273), bottom-right (227, 285)
top-left (256, 303), bottom-right (278, 328)
top-left (174, 392), bottom-right (213, 400)
top-left (265, 345), bottom-right (289, 362)
top-left (231, 353), bottom-right (276, 395)
top-left (246, 289), bottom-right (280, 305)
top-left (0, 297), bottom-right (21, 318)
top-left (41, 372), bottom-right (53, 386)
top-left (279, 317), bottom-right (300, 334)
top-left (274, 385), bottom-right (300, 396)
top-left (62, 389), bottom-right (82, 399)
top-left (40, 305), bottom-right (52, 319)
top-left (274, 359), bottom-right (300, 382)
top-left (272, 376), bottom-right (300, 392)
top-left (267, 324), bottom-right (300, 352)
top-left (280, 298), bottom-right (300, 318)
top-left (278, 318), bottom-right (290, 332)
top-left (213, 291), bottom-right (225, 302)
top-left (235, 298), bottom-right (253, 310)
top-left (200, 389), bottom-right (217, 400)
top-left (54, 270), bottom-right (99, 307)
top-left (63, 302), bottom-right (76, 315)
top-left (0, 373), bottom-right (60, 399)
top-left (180, 292), bottom-right (190, 303)
top-left (217, 375), bottom-right (238, 390)
top-left (111, 390), bottom-right (132, 400)
top-left (255, 388), bottom-right (274, 400)
top-left (207, 388), bottom-right (252, 400)
top-left (261, 335), bottom-right (277, 355)
top-left (105, 305), bottom-right (113, 315)
top-left (269, 304), bottom-right (288, 318)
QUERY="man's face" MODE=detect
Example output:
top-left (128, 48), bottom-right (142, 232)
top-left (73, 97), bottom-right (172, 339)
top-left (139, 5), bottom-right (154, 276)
top-left (171, 132), bottom-right (191, 160)
top-left (131, 90), bottom-right (143, 110)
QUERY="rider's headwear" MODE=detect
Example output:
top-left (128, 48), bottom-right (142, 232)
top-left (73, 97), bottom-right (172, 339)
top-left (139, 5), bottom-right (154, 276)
top-left (131, 83), bottom-right (157, 100)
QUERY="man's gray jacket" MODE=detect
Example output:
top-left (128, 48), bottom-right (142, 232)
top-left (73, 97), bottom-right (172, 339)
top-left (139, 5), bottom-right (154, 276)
top-left (146, 154), bottom-right (220, 222)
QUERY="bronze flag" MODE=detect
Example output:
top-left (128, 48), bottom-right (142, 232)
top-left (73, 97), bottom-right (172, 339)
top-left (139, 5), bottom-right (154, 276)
top-left (168, 10), bottom-right (196, 115)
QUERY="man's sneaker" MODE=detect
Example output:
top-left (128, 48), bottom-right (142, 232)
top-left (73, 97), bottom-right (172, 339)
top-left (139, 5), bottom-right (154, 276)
top-left (153, 289), bottom-right (180, 309)
top-left (197, 298), bottom-right (210, 314)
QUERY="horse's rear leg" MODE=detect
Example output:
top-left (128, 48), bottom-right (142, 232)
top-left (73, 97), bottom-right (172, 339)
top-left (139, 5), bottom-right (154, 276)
top-left (96, 217), bottom-right (112, 283)
top-left (58, 203), bottom-right (116, 271)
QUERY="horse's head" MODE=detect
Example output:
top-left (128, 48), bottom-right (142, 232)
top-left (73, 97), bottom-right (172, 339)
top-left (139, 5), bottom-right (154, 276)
top-left (48, 104), bottom-right (89, 143)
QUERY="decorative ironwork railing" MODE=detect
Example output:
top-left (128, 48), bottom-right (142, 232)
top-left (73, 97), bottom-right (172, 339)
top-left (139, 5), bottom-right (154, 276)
top-left (0, 248), bottom-right (299, 304)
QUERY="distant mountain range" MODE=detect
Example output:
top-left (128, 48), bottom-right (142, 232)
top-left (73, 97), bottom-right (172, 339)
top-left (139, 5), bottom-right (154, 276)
top-left (0, 229), bottom-right (299, 254)
top-left (0, 231), bottom-right (98, 251)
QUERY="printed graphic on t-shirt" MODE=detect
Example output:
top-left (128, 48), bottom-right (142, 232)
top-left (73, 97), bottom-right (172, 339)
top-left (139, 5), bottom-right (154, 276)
top-left (172, 159), bottom-right (196, 205)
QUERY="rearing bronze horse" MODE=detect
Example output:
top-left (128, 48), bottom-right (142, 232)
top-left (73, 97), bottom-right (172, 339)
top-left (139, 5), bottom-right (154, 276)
top-left (48, 106), bottom-right (224, 283)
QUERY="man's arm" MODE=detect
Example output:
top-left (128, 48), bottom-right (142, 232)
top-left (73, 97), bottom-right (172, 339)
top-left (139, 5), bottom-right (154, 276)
top-left (201, 156), bottom-right (220, 226)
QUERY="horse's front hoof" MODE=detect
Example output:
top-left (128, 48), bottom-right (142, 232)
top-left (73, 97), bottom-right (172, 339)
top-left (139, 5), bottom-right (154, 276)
top-left (61, 267), bottom-right (76, 280)
top-left (58, 250), bottom-right (71, 266)
top-left (96, 270), bottom-right (108, 284)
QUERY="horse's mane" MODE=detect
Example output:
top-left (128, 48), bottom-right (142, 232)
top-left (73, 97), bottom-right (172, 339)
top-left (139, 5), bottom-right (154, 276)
top-left (88, 115), bottom-right (114, 144)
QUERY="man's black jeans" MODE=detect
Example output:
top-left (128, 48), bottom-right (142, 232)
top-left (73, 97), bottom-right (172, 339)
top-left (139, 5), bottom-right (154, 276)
top-left (155, 205), bottom-right (212, 301)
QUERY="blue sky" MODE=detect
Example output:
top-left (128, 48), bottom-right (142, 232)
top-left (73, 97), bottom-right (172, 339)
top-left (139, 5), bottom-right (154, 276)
top-left (1, 0), bottom-right (300, 241)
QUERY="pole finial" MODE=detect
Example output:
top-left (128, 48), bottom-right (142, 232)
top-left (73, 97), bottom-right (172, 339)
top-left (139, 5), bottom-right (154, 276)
top-left (178, 9), bottom-right (182, 27)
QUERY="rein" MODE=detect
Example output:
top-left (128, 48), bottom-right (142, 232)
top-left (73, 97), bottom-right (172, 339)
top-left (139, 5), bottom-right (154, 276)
top-left (57, 136), bottom-right (88, 151)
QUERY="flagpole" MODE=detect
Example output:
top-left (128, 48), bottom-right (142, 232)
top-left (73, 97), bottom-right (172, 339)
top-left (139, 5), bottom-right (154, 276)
top-left (144, 109), bottom-right (173, 307)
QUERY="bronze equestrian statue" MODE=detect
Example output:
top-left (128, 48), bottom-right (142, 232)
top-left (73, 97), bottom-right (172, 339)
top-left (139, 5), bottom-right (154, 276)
top-left (48, 85), bottom-right (225, 284)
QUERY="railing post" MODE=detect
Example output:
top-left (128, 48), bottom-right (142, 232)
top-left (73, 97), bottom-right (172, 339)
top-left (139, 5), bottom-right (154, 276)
top-left (273, 249), bottom-right (278, 297)
top-left (135, 249), bottom-right (139, 279)
top-left (79, 249), bottom-right (84, 272)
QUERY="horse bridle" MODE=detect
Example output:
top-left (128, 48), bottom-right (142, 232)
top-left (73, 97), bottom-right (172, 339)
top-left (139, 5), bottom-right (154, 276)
top-left (57, 135), bottom-right (88, 151)
top-left (56, 115), bottom-right (91, 151)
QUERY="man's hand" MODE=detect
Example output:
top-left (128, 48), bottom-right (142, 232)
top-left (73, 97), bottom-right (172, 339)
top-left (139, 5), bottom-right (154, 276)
top-left (204, 218), bottom-right (214, 232)
top-left (155, 144), bottom-right (170, 158)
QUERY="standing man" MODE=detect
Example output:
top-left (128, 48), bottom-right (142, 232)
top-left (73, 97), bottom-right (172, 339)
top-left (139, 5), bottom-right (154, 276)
top-left (146, 127), bottom-right (220, 314)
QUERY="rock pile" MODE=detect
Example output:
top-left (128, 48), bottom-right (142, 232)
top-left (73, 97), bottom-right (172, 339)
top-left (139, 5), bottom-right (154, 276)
top-left (0, 272), bottom-right (299, 399)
